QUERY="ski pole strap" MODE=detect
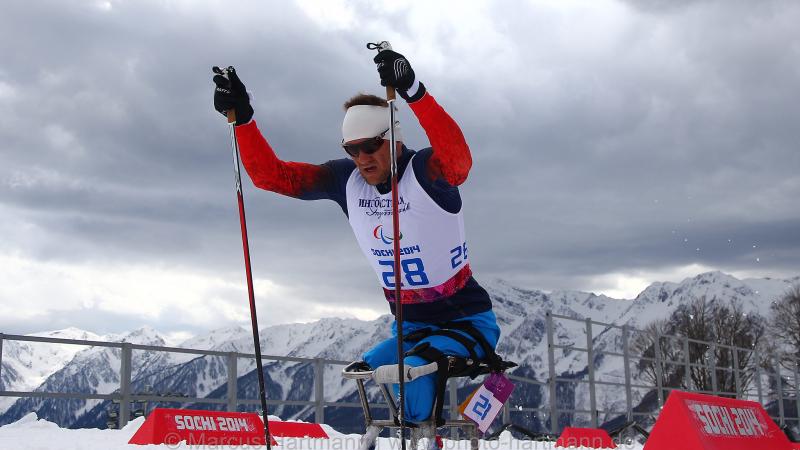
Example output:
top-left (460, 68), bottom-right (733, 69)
top-left (367, 41), bottom-right (397, 101)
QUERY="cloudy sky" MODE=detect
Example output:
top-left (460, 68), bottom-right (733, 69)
top-left (1, 0), bottom-right (798, 339)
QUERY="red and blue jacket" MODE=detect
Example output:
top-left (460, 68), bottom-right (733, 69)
top-left (235, 91), bottom-right (492, 323)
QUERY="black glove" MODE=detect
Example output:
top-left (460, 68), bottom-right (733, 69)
top-left (373, 50), bottom-right (426, 102)
top-left (212, 66), bottom-right (254, 126)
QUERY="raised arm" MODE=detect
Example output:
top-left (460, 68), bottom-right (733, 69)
top-left (213, 67), bottom-right (335, 199)
top-left (373, 51), bottom-right (472, 186)
top-left (408, 91), bottom-right (472, 186)
top-left (235, 121), bottom-right (332, 199)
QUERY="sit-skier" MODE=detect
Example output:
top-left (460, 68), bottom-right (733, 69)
top-left (212, 47), bottom-right (501, 433)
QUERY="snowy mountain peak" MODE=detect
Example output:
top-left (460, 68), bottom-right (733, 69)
top-left (29, 327), bottom-right (101, 341)
top-left (0, 329), bottom-right (103, 414)
top-left (178, 325), bottom-right (249, 351)
top-left (482, 278), bottom-right (548, 305)
top-left (119, 326), bottom-right (166, 346)
top-left (635, 271), bottom-right (743, 304)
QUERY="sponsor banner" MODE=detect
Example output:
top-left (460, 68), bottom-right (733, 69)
top-left (128, 408), bottom-right (330, 446)
top-left (128, 408), bottom-right (274, 446)
top-left (644, 390), bottom-right (793, 450)
top-left (555, 427), bottom-right (616, 449)
top-left (459, 373), bottom-right (515, 433)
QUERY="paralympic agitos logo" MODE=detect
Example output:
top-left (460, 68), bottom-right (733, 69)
top-left (373, 225), bottom-right (403, 244)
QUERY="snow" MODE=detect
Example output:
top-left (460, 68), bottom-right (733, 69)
top-left (741, 276), bottom-right (795, 305)
top-left (0, 413), bottom-right (645, 450)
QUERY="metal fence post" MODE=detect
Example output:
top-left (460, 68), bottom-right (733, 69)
top-left (684, 338), bottom-right (691, 390)
top-left (775, 355), bottom-right (785, 426)
top-left (0, 333), bottom-right (4, 390)
top-left (732, 348), bottom-right (741, 399)
top-left (709, 343), bottom-right (718, 396)
top-left (755, 348), bottom-right (764, 405)
top-left (653, 333), bottom-right (664, 407)
top-left (314, 358), bottom-right (325, 424)
top-left (794, 359), bottom-right (800, 429)
top-left (622, 325), bottom-right (633, 421)
top-left (119, 343), bottom-right (132, 429)
top-left (585, 318), bottom-right (598, 427)
top-left (546, 312), bottom-right (558, 434)
top-left (449, 380), bottom-right (458, 439)
top-left (227, 352), bottom-right (238, 412)
top-left (449, 380), bottom-right (458, 420)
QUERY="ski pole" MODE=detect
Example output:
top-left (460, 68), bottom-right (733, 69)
top-left (217, 65), bottom-right (272, 449)
top-left (368, 40), bottom-right (406, 450)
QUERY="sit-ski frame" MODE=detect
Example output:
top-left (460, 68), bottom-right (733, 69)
top-left (347, 365), bottom-right (480, 450)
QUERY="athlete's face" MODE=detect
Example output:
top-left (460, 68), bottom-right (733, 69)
top-left (347, 139), bottom-right (402, 186)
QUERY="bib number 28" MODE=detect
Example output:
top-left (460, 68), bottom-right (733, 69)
top-left (379, 258), bottom-right (429, 287)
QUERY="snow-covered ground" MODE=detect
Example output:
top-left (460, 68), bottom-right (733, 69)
top-left (0, 413), bottom-right (644, 450)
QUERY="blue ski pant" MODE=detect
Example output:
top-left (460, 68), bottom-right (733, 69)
top-left (362, 310), bottom-right (500, 423)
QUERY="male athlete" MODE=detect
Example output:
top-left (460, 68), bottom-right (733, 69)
top-left (212, 49), bottom-right (500, 424)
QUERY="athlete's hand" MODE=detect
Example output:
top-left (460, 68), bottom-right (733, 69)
top-left (373, 50), bottom-right (426, 102)
top-left (212, 66), bottom-right (254, 126)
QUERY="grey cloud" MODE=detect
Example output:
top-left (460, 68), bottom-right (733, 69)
top-left (619, 0), bottom-right (722, 14)
top-left (1, 0), bottom-right (799, 334)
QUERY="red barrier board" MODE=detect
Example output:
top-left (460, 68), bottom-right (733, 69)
top-left (555, 427), bottom-right (617, 449)
top-left (644, 390), bottom-right (793, 450)
top-left (269, 420), bottom-right (329, 438)
top-left (128, 408), bottom-right (277, 446)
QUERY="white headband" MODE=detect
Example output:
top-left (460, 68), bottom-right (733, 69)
top-left (342, 104), bottom-right (403, 143)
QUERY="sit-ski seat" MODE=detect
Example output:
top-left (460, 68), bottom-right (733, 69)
top-left (342, 322), bottom-right (517, 450)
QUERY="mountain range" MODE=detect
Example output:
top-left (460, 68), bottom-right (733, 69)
top-left (1, 271), bottom-right (797, 433)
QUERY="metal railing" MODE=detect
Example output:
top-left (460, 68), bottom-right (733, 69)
top-left (543, 312), bottom-right (800, 434)
top-left (2, 312), bottom-right (798, 434)
top-left (0, 332), bottom-right (359, 429)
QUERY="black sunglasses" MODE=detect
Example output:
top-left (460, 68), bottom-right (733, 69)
top-left (342, 128), bottom-right (389, 157)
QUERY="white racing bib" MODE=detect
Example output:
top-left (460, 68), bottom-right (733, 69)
top-left (346, 155), bottom-right (471, 303)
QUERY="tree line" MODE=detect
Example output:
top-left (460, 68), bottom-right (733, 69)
top-left (631, 284), bottom-right (800, 401)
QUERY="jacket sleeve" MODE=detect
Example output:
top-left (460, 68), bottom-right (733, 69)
top-left (407, 92), bottom-right (472, 186)
top-left (234, 120), bottom-right (333, 199)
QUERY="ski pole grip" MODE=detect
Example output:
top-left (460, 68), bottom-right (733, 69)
top-left (367, 41), bottom-right (396, 101)
top-left (212, 66), bottom-right (239, 125)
